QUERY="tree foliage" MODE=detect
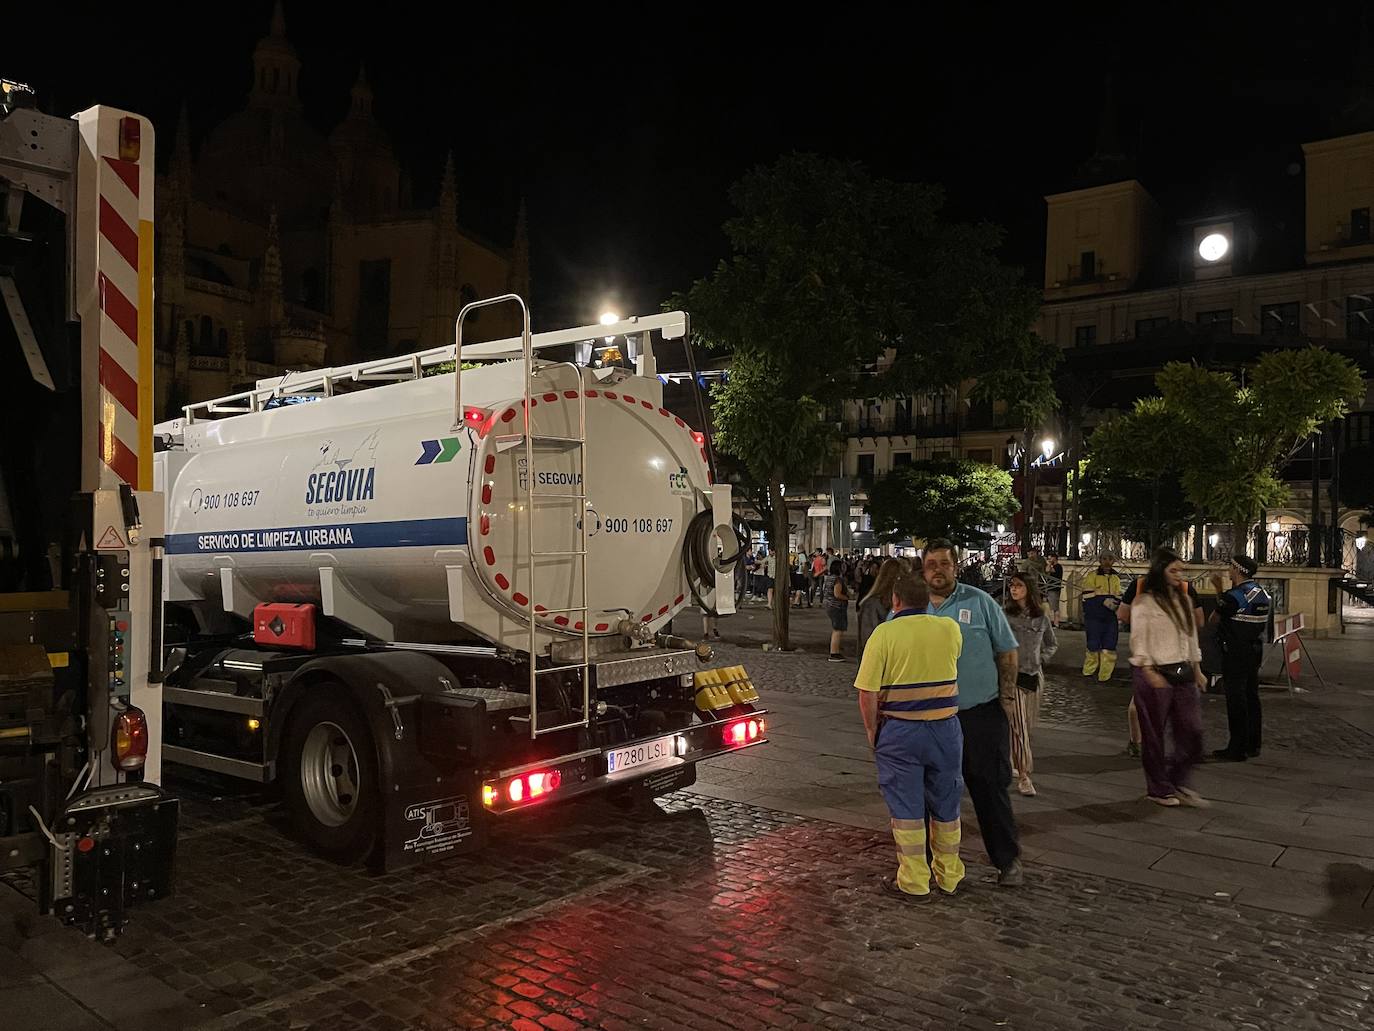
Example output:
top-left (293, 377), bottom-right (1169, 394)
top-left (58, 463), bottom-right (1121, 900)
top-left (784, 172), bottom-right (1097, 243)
top-left (868, 460), bottom-right (1017, 547)
top-left (1124, 350), bottom-right (1365, 534)
top-left (677, 153), bottom-right (1058, 645)
top-left (1083, 398), bottom-right (1195, 547)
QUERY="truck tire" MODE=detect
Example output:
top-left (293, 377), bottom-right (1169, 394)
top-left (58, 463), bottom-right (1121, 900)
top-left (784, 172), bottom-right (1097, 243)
top-left (281, 688), bottom-right (379, 862)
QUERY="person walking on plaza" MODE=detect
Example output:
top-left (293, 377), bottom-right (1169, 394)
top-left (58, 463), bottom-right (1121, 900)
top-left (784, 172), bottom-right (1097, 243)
top-left (1128, 547), bottom-right (1208, 808)
top-left (922, 539), bottom-right (1024, 887)
top-left (1081, 552), bottom-right (1123, 681)
top-left (1044, 553), bottom-right (1064, 627)
top-left (824, 558), bottom-right (851, 662)
top-left (1119, 573), bottom-right (1204, 757)
top-left (855, 570), bottom-right (966, 901)
top-left (1003, 571), bottom-right (1057, 797)
top-left (763, 550), bottom-right (777, 608)
top-left (858, 557), bottom-right (905, 659)
top-left (1209, 555), bottom-right (1272, 762)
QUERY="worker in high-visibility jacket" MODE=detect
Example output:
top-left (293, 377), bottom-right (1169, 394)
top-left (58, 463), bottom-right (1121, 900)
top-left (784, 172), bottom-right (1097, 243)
top-left (1081, 553), bottom-right (1123, 681)
top-left (855, 570), bottom-right (966, 901)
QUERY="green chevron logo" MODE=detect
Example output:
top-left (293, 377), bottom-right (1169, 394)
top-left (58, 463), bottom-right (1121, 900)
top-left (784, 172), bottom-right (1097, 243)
top-left (416, 438), bottom-right (462, 465)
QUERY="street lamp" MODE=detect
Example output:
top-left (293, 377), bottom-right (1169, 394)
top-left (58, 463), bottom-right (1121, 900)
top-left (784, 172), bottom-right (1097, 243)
top-left (1357, 534), bottom-right (1367, 551)
top-left (599, 311), bottom-right (619, 345)
top-left (1041, 438), bottom-right (1056, 460)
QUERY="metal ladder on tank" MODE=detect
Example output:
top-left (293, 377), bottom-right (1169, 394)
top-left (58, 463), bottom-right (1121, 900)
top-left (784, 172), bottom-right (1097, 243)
top-left (454, 294), bottom-right (591, 740)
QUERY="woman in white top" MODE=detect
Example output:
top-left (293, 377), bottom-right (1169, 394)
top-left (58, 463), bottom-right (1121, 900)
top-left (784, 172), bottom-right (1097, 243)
top-left (1128, 547), bottom-right (1208, 808)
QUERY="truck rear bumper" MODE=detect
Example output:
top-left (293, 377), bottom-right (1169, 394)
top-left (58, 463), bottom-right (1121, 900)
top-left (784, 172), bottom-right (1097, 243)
top-left (481, 710), bottom-right (768, 815)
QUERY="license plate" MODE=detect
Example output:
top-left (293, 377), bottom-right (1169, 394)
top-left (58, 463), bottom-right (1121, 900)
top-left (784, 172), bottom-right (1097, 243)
top-left (606, 734), bottom-right (676, 775)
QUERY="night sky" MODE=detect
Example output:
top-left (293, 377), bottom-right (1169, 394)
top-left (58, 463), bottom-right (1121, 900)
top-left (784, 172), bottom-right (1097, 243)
top-left (5, 3), bottom-right (1371, 330)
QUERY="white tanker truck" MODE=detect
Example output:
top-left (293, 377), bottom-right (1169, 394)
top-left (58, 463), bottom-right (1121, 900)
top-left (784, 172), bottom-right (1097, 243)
top-left (153, 297), bottom-right (765, 867)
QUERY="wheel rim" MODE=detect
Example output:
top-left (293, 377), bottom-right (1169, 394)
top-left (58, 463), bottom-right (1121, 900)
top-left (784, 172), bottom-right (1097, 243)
top-left (300, 721), bottom-right (360, 828)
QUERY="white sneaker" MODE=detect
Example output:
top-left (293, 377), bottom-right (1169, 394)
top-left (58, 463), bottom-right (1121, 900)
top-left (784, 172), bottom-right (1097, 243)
top-left (1173, 787), bottom-right (1210, 809)
top-left (1017, 775), bottom-right (1036, 797)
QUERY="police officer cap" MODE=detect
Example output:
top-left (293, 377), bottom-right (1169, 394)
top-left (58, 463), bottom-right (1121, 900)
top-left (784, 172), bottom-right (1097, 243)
top-left (1231, 555), bottom-right (1258, 577)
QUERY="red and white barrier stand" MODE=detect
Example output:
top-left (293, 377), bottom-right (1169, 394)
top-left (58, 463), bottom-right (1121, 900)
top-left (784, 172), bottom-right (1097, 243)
top-left (1269, 612), bottom-right (1327, 693)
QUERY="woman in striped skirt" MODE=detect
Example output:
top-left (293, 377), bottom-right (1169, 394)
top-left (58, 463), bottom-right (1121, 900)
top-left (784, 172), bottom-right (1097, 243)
top-left (1003, 571), bottom-right (1058, 797)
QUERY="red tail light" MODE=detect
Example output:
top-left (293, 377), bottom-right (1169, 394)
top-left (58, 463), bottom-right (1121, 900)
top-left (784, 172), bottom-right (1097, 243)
top-left (691, 430), bottom-right (706, 445)
top-left (463, 406), bottom-right (488, 424)
top-left (111, 708), bottom-right (149, 771)
top-left (724, 718), bottom-right (765, 749)
top-left (486, 768), bottom-right (563, 810)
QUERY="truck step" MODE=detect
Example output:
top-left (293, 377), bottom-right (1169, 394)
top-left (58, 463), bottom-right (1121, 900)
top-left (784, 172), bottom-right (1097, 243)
top-left (163, 745), bottom-right (272, 782)
top-left (165, 685), bottom-right (264, 716)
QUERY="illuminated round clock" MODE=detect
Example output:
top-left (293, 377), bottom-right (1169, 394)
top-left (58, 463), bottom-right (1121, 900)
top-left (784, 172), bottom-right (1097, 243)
top-left (1198, 232), bottom-right (1230, 262)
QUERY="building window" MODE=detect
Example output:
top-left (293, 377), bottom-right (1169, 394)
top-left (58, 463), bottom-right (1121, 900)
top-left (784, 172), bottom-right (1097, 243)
top-left (856, 454), bottom-right (875, 484)
top-left (1348, 294), bottom-right (1374, 341)
top-left (892, 452), bottom-right (912, 468)
top-left (356, 259), bottom-right (392, 355)
top-left (1347, 412), bottom-right (1372, 447)
top-left (1080, 250), bottom-right (1096, 279)
top-left (1196, 309), bottom-right (1233, 327)
top-left (1134, 316), bottom-right (1170, 339)
top-left (1073, 324), bottom-right (1097, 347)
top-left (1351, 208), bottom-right (1371, 244)
top-left (1260, 301), bottom-right (1300, 336)
top-left (966, 448), bottom-right (993, 464)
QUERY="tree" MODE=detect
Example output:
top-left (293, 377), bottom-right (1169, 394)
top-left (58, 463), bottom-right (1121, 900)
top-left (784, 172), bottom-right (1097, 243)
top-left (1084, 398), bottom-right (1195, 549)
top-left (1149, 350), bottom-right (1366, 552)
top-left (868, 460), bottom-right (1018, 547)
top-left (680, 153), bottom-right (1057, 648)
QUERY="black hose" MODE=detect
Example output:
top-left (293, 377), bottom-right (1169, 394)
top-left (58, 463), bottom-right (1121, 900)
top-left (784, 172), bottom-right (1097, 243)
top-left (682, 508), bottom-right (745, 617)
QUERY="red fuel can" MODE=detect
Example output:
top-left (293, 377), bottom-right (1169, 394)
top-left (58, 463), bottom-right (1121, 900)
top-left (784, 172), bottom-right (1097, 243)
top-left (253, 603), bottom-right (317, 650)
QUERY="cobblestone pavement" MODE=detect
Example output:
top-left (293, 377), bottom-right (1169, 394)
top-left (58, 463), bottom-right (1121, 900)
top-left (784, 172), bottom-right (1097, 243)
top-left (712, 604), bottom-right (1374, 761)
top-left (30, 772), bottom-right (1369, 1030)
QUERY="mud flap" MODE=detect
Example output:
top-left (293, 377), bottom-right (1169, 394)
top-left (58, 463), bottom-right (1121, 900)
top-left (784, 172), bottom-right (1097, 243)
top-left (381, 774), bottom-right (487, 872)
top-left (50, 783), bottom-right (178, 940)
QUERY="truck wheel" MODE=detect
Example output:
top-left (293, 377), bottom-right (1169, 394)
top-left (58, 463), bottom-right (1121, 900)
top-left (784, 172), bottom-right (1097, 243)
top-left (281, 689), bottom-right (379, 862)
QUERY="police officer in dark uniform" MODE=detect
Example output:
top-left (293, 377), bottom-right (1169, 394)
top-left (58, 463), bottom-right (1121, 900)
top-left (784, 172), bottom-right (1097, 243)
top-left (1208, 555), bottom-right (1271, 762)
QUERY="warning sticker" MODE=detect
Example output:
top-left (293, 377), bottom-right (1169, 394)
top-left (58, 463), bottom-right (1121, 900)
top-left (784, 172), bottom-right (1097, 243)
top-left (96, 525), bottom-right (126, 550)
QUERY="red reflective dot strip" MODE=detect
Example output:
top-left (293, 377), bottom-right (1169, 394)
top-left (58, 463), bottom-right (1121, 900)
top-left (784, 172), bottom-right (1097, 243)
top-left (674, 416), bottom-right (685, 428)
top-left (674, 594), bottom-right (685, 605)
top-left (534, 605), bottom-right (547, 613)
top-left (658, 408), bottom-right (671, 418)
top-left (642, 614), bottom-right (652, 622)
top-left (543, 392), bottom-right (558, 402)
top-left (501, 408), bottom-right (516, 422)
top-left (564, 390), bottom-right (579, 399)
top-left (484, 454), bottom-right (495, 474)
top-left (641, 400), bottom-right (653, 409)
top-left (622, 395), bottom-right (636, 404)
top-left (574, 621), bottom-right (584, 631)
top-left (585, 389), bottom-right (599, 397)
top-left (481, 483), bottom-right (492, 504)
top-left (512, 592), bottom-right (528, 607)
top-left (658, 604), bottom-right (670, 616)
top-left (495, 573), bottom-right (510, 590)
top-left (480, 515), bottom-right (490, 536)
top-left (554, 616), bottom-right (569, 626)
top-left (483, 546), bottom-right (495, 565)
top-left (604, 391), bottom-right (617, 400)
top-left (594, 623), bottom-right (609, 632)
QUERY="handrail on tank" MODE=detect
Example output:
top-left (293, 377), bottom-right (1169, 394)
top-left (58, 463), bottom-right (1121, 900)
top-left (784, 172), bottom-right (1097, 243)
top-left (452, 293), bottom-right (529, 433)
top-left (172, 311), bottom-right (688, 426)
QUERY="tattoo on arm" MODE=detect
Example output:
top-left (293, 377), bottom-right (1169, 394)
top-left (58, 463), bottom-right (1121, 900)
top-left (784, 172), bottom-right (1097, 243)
top-left (996, 650), bottom-right (1019, 691)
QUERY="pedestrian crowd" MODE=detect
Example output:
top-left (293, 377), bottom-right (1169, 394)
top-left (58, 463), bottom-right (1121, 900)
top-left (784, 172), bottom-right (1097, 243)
top-left (738, 536), bottom-right (1271, 901)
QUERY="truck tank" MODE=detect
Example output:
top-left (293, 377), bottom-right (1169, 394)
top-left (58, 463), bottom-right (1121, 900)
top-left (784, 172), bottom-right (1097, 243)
top-left (155, 358), bottom-right (720, 653)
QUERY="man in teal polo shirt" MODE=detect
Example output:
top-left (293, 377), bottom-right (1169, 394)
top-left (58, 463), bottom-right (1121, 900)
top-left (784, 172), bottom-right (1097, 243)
top-left (922, 538), bottom-right (1023, 886)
